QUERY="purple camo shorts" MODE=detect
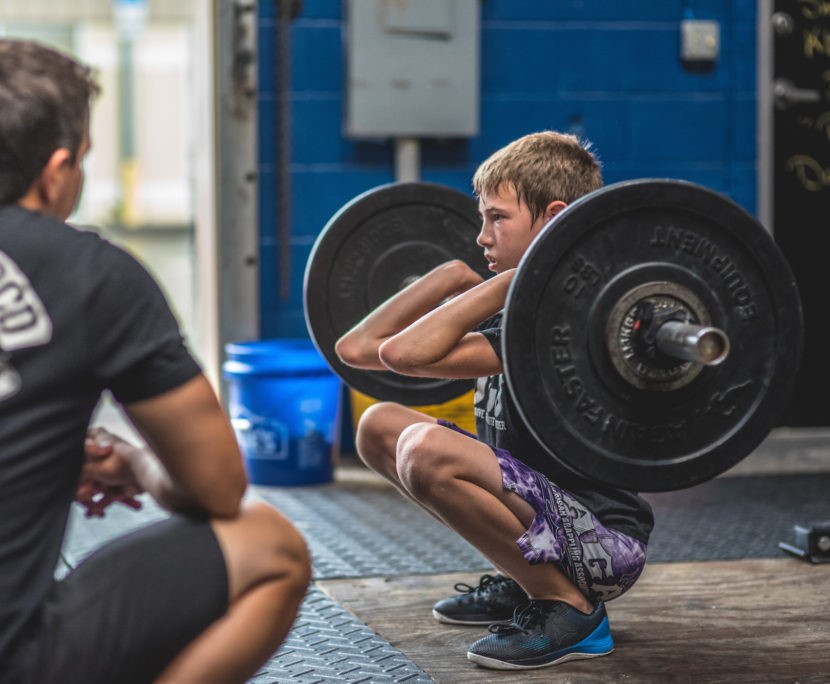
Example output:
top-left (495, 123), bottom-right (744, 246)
top-left (438, 420), bottom-right (647, 603)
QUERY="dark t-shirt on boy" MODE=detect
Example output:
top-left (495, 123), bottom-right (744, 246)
top-left (474, 313), bottom-right (654, 543)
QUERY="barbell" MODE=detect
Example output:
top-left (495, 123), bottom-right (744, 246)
top-left (303, 180), bottom-right (803, 492)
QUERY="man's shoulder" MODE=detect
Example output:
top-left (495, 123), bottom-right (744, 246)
top-left (1, 205), bottom-right (102, 249)
top-left (0, 206), bottom-right (139, 271)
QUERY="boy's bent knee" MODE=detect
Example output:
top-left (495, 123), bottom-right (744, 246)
top-left (354, 402), bottom-right (404, 468)
top-left (396, 423), bottom-right (454, 495)
top-left (355, 401), bottom-right (399, 439)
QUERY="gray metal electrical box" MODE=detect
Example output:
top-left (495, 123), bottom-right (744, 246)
top-left (345, 0), bottom-right (480, 138)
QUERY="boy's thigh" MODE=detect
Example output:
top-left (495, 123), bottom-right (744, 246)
top-left (23, 514), bottom-right (228, 684)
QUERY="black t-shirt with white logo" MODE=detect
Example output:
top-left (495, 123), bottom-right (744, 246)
top-left (0, 206), bottom-right (200, 663)
top-left (475, 313), bottom-right (654, 543)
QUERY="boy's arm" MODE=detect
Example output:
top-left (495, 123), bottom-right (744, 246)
top-left (378, 269), bottom-right (516, 380)
top-left (335, 259), bottom-right (484, 370)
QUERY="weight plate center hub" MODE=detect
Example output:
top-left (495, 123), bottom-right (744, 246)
top-left (606, 281), bottom-right (710, 391)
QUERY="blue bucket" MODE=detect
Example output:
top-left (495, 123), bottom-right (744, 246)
top-left (223, 339), bottom-right (340, 486)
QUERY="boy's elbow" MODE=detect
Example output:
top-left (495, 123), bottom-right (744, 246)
top-left (334, 336), bottom-right (353, 364)
top-left (335, 335), bottom-right (365, 367)
top-left (378, 339), bottom-right (417, 375)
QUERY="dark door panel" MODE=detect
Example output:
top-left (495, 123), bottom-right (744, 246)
top-left (773, 0), bottom-right (830, 425)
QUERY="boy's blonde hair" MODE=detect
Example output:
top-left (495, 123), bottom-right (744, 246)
top-left (472, 131), bottom-right (603, 222)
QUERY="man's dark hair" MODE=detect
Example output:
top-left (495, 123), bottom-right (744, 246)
top-left (0, 39), bottom-right (100, 204)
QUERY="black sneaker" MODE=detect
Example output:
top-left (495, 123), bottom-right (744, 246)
top-left (466, 599), bottom-right (614, 670)
top-left (432, 574), bottom-right (528, 625)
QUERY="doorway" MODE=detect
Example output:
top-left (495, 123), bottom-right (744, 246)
top-left (0, 1), bottom-right (219, 435)
top-left (762, 0), bottom-right (830, 425)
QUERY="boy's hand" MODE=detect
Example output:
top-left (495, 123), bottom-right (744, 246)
top-left (441, 260), bottom-right (486, 300)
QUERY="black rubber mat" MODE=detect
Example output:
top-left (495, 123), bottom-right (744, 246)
top-left (61, 483), bottom-right (491, 581)
top-left (644, 473), bottom-right (830, 562)
top-left (253, 484), bottom-right (490, 580)
top-left (63, 472), bottom-right (830, 577)
top-left (254, 472), bottom-right (830, 572)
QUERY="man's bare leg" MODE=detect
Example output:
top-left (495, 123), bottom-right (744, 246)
top-left (155, 501), bottom-right (311, 684)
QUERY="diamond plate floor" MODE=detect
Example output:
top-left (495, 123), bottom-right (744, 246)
top-left (251, 587), bottom-right (431, 683)
top-left (60, 462), bottom-right (830, 682)
top-left (251, 483), bottom-right (489, 580)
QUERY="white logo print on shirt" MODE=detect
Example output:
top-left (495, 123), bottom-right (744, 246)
top-left (474, 375), bottom-right (506, 431)
top-left (0, 249), bottom-right (53, 401)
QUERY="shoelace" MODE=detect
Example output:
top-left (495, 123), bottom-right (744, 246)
top-left (453, 573), bottom-right (509, 596)
top-left (489, 600), bottom-right (564, 635)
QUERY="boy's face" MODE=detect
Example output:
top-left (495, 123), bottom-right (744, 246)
top-left (476, 184), bottom-right (551, 273)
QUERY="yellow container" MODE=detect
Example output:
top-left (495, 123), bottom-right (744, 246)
top-left (350, 388), bottom-right (477, 435)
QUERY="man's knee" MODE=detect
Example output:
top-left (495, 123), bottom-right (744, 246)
top-left (249, 501), bottom-right (310, 584)
top-left (213, 500), bottom-right (311, 597)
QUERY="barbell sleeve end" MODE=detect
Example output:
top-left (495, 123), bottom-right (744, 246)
top-left (655, 321), bottom-right (730, 366)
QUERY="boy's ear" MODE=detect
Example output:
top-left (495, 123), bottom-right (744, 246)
top-left (545, 200), bottom-right (568, 220)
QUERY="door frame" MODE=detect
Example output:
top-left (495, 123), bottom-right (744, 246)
top-left (757, 0), bottom-right (774, 232)
top-left (210, 0), bottom-right (261, 394)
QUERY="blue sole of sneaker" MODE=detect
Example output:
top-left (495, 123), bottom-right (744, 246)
top-left (466, 618), bottom-right (615, 670)
top-left (432, 609), bottom-right (513, 626)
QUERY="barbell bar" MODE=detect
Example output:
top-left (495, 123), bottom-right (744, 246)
top-left (654, 322), bottom-right (730, 366)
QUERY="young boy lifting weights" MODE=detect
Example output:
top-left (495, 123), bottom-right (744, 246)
top-left (335, 131), bottom-right (654, 670)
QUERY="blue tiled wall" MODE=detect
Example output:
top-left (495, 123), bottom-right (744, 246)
top-left (257, 0), bottom-right (758, 338)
